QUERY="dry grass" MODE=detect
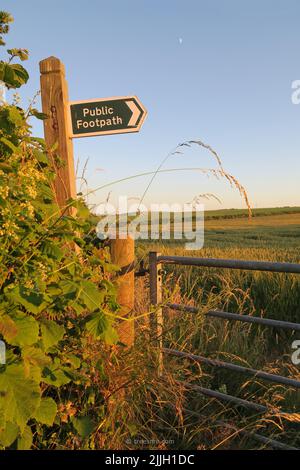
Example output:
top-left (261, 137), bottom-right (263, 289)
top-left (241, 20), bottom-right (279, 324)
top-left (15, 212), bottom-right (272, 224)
top-left (99, 231), bottom-right (298, 451)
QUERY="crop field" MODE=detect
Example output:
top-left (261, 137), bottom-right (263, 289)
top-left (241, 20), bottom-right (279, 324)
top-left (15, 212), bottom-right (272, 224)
top-left (136, 208), bottom-right (300, 251)
top-left (201, 214), bottom-right (300, 251)
top-left (132, 208), bottom-right (300, 449)
top-left (203, 206), bottom-right (300, 220)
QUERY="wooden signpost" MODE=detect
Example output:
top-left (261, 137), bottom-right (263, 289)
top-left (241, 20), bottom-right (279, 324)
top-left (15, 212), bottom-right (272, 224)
top-left (40, 56), bottom-right (147, 347)
top-left (39, 57), bottom-right (76, 211)
top-left (69, 96), bottom-right (147, 138)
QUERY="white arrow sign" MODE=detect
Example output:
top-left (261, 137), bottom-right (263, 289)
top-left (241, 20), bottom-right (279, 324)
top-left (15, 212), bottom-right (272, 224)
top-left (126, 100), bottom-right (141, 126)
top-left (69, 96), bottom-right (147, 138)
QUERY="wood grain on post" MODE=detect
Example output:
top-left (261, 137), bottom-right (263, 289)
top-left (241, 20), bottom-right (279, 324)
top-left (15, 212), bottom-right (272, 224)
top-left (39, 56), bottom-right (76, 212)
top-left (110, 237), bottom-right (135, 347)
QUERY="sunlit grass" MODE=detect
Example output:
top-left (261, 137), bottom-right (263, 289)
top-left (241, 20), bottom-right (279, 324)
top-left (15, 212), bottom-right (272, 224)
top-left (113, 212), bottom-right (300, 450)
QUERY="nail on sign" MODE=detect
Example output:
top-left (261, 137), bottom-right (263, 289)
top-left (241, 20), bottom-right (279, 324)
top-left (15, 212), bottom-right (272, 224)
top-left (69, 96), bottom-right (147, 138)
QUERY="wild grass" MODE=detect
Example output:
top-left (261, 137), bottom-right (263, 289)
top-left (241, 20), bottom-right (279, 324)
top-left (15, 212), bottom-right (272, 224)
top-left (109, 213), bottom-right (300, 450)
top-left (81, 131), bottom-right (300, 449)
top-left (98, 264), bottom-right (300, 449)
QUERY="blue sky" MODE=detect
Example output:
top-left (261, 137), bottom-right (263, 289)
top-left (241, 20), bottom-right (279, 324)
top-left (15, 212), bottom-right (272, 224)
top-left (2, 0), bottom-right (300, 210)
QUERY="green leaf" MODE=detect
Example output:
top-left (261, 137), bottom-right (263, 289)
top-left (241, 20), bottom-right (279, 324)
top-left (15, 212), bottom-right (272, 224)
top-left (7, 48), bottom-right (29, 61)
top-left (30, 108), bottom-right (48, 120)
top-left (0, 364), bottom-right (40, 432)
top-left (39, 183), bottom-right (54, 202)
top-left (79, 280), bottom-right (104, 312)
top-left (85, 311), bottom-right (107, 338)
top-left (101, 323), bottom-right (118, 345)
top-left (0, 136), bottom-right (19, 153)
top-left (10, 314), bottom-right (39, 347)
top-left (33, 397), bottom-right (57, 426)
top-left (64, 353), bottom-right (81, 369)
top-left (75, 199), bottom-right (90, 218)
top-left (42, 364), bottom-right (71, 387)
top-left (0, 421), bottom-right (19, 447)
top-left (6, 285), bottom-right (48, 315)
top-left (30, 136), bottom-right (45, 146)
top-left (32, 149), bottom-right (49, 165)
top-left (85, 311), bottom-right (118, 344)
top-left (72, 302), bottom-right (85, 315)
top-left (22, 345), bottom-right (51, 369)
top-left (0, 62), bottom-right (29, 89)
top-left (17, 425), bottom-right (32, 450)
top-left (46, 283), bottom-right (61, 296)
top-left (25, 364), bottom-right (42, 384)
top-left (60, 279), bottom-right (78, 296)
top-left (8, 107), bottom-right (24, 126)
top-left (40, 319), bottom-right (65, 351)
top-left (71, 416), bottom-right (96, 439)
top-left (0, 314), bottom-right (18, 343)
top-left (41, 241), bottom-right (63, 260)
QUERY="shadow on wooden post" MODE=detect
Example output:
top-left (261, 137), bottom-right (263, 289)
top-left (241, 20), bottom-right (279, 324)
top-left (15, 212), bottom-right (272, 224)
top-left (110, 237), bottom-right (135, 347)
top-left (149, 251), bottom-right (163, 375)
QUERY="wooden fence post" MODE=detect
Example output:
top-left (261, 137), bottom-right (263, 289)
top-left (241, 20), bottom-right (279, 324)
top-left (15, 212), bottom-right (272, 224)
top-left (149, 251), bottom-right (163, 374)
top-left (110, 237), bottom-right (135, 347)
top-left (39, 56), bottom-right (76, 212)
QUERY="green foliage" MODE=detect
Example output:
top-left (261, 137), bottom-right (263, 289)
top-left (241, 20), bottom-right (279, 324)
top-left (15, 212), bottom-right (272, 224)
top-left (85, 310), bottom-right (118, 344)
top-left (0, 364), bottom-right (41, 432)
top-left (0, 61), bottom-right (29, 89)
top-left (71, 415), bottom-right (96, 439)
top-left (40, 319), bottom-right (65, 351)
top-left (33, 398), bottom-right (57, 426)
top-left (0, 12), bottom-right (119, 449)
top-left (0, 12), bottom-right (13, 46)
top-left (17, 425), bottom-right (33, 450)
top-left (0, 421), bottom-right (19, 447)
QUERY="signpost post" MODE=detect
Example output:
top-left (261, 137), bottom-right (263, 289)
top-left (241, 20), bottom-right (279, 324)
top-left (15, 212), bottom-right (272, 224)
top-left (39, 56), bottom-right (76, 212)
top-left (40, 56), bottom-right (147, 347)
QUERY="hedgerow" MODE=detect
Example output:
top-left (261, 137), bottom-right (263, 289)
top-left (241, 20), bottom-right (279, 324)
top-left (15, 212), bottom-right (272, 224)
top-left (0, 11), bottom-right (119, 449)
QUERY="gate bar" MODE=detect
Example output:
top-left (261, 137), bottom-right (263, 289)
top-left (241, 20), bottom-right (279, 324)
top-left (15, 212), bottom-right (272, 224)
top-left (157, 255), bottom-right (300, 274)
top-left (164, 348), bottom-right (300, 389)
top-left (167, 303), bottom-right (300, 331)
top-left (174, 379), bottom-right (268, 412)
